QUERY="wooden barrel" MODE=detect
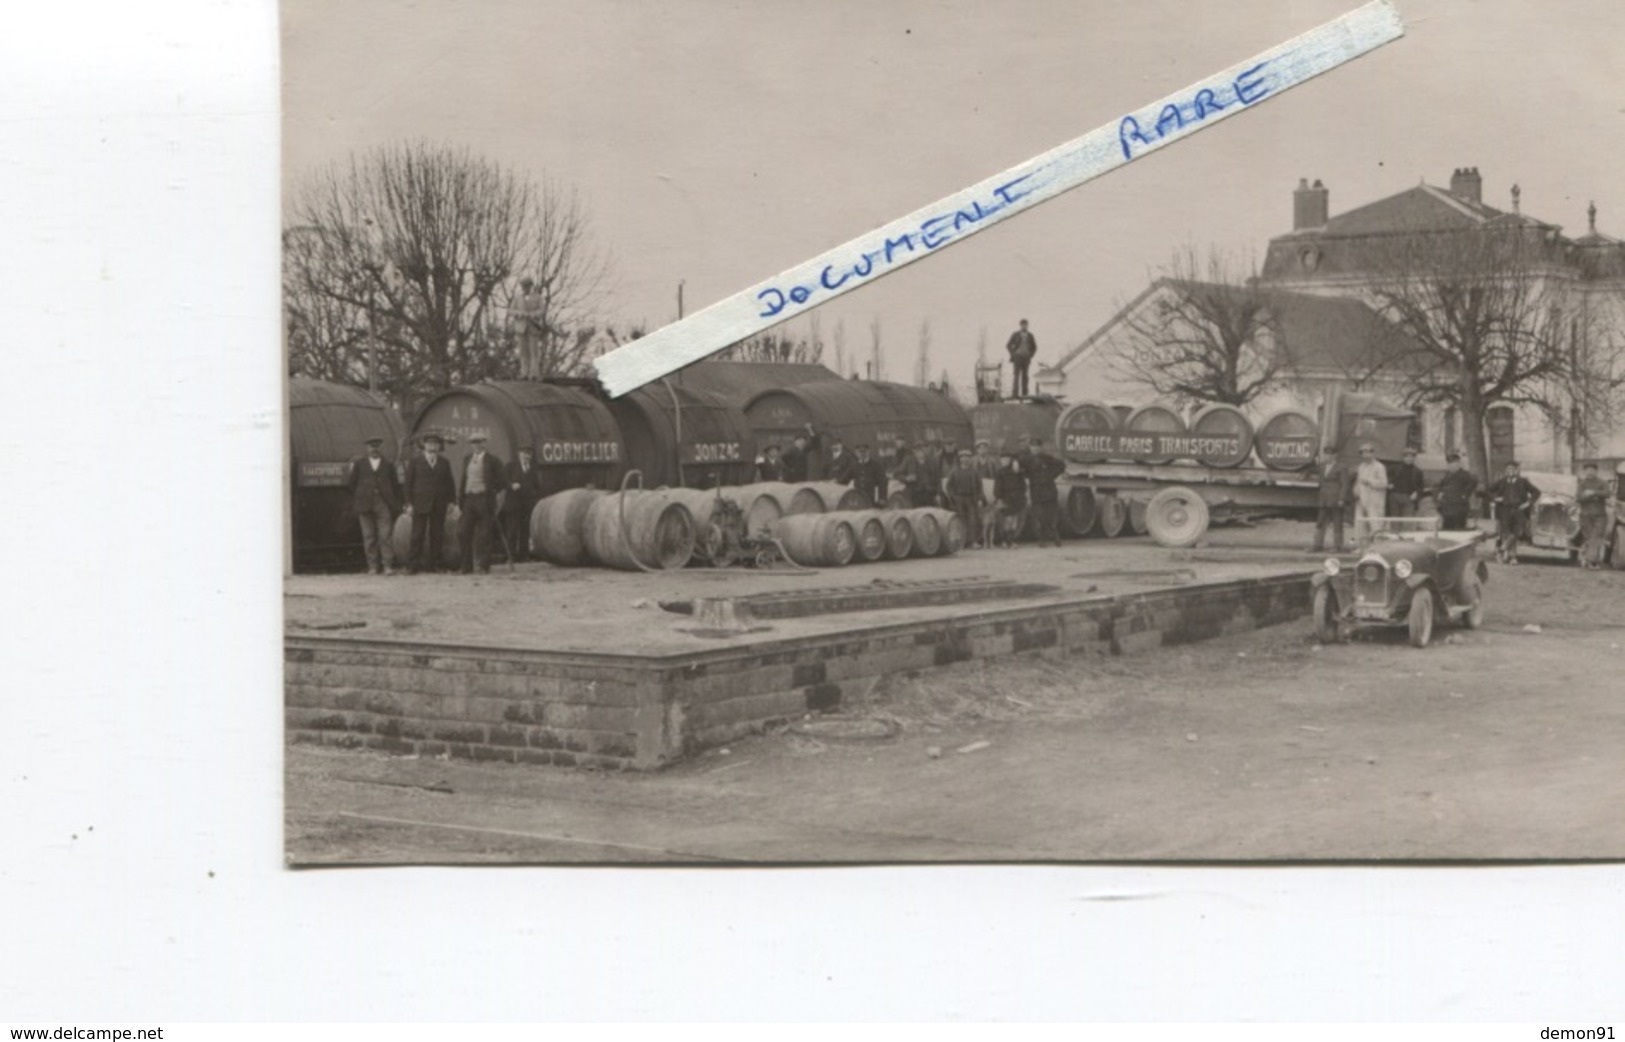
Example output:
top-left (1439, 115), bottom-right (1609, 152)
top-left (1055, 400), bottom-right (1120, 464)
top-left (529, 489), bottom-right (604, 566)
top-left (907, 509), bottom-right (943, 557)
top-left (1254, 410), bottom-right (1319, 471)
top-left (719, 482), bottom-right (792, 535)
top-left (875, 510), bottom-right (915, 559)
top-left (1098, 493), bottom-right (1128, 538)
top-left (920, 507), bottom-right (966, 555)
top-left (796, 481), bottom-right (871, 511)
top-left (786, 485), bottom-right (832, 515)
top-left (883, 489), bottom-right (914, 509)
top-left (1061, 485), bottom-right (1097, 537)
top-left (843, 510), bottom-right (889, 562)
top-left (390, 503), bottom-right (461, 569)
top-left (1186, 404), bottom-right (1255, 468)
top-left (582, 490), bottom-right (697, 571)
top-left (1128, 497), bottom-right (1149, 536)
top-left (771, 514), bottom-right (858, 567)
top-left (1122, 404), bottom-right (1188, 465)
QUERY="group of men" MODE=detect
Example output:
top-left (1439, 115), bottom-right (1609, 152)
top-left (1309, 444), bottom-right (1615, 568)
top-left (344, 431), bottom-right (546, 576)
top-left (753, 426), bottom-right (1067, 548)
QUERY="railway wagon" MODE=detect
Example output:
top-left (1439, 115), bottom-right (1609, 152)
top-left (745, 380), bottom-right (973, 477)
top-left (288, 377), bottom-right (408, 572)
top-left (604, 382), bottom-right (757, 490)
top-left (410, 381), bottom-right (624, 495)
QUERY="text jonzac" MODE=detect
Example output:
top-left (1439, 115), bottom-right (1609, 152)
top-left (756, 173), bottom-right (1043, 319)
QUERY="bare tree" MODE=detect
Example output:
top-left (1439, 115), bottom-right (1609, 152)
top-left (719, 330), bottom-right (824, 364)
top-left (869, 316), bottom-right (884, 380)
top-left (915, 318), bottom-right (933, 386)
top-left (1109, 247), bottom-right (1285, 407)
top-left (1351, 225), bottom-right (1604, 481)
top-left (976, 325), bottom-right (989, 366)
top-left (284, 141), bottom-right (608, 411)
top-left (832, 318), bottom-right (848, 378)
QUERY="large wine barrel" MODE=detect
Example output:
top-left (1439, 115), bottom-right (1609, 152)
top-left (1128, 497), bottom-right (1149, 536)
top-left (874, 510), bottom-right (915, 559)
top-left (1097, 493), bottom-right (1128, 538)
top-left (390, 503), bottom-right (462, 569)
top-left (1056, 400), bottom-right (1120, 464)
top-left (908, 509), bottom-right (943, 557)
top-left (843, 510), bottom-right (889, 563)
top-left (582, 491), bottom-right (697, 571)
top-left (288, 377), bottom-right (409, 573)
top-left (883, 489), bottom-right (914, 510)
top-left (719, 482), bottom-right (793, 535)
top-left (1254, 410), bottom-right (1319, 471)
top-left (796, 482), bottom-right (871, 512)
top-left (920, 507), bottom-right (966, 555)
top-left (771, 514), bottom-right (858, 567)
top-left (1186, 404), bottom-right (1255, 468)
top-left (786, 486), bottom-right (831, 515)
top-left (1061, 486), bottom-right (1097, 538)
top-left (529, 489), bottom-right (603, 566)
top-left (1122, 404), bottom-right (1188, 465)
top-left (745, 380), bottom-right (972, 475)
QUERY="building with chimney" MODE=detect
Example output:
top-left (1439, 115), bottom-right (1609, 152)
top-left (1043, 168), bottom-right (1625, 476)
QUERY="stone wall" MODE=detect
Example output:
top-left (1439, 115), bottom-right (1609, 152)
top-left (287, 572), bottom-right (1309, 770)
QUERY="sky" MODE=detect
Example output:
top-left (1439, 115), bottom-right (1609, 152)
top-left (282, 0), bottom-right (1625, 392)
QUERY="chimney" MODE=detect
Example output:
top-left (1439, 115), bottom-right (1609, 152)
top-left (1293, 177), bottom-right (1329, 230)
top-left (1449, 166), bottom-right (1482, 205)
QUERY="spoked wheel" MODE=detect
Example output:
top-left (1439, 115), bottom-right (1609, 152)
top-left (1459, 574), bottom-right (1485, 629)
top-left (1143, 486), bottom-right (1210, 548)
top-left (1098, 494), bottom-right (1127, 538)
top-left (1407, 589), bottom-right (1435, 648)
top-left (1312, 585), bottom-right (1341, 644)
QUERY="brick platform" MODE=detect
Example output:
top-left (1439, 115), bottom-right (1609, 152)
top-left (286, 570), bottom-right (1311, 769)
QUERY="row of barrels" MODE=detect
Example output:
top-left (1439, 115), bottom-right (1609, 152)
top-left (772, 508), bottom-right (966, 566)
top-left (1057, 401), bottom-right (1319, 471)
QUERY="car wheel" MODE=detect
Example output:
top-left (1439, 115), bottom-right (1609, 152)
top-left (1312, 585), bottom-right (1341, 644)
top-left (1460, 574), bottom-right (1485, 630)
top-left (1408, 589), bottom-right (1434, 648)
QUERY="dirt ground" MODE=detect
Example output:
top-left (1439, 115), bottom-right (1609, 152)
top-left (286, 522), bottom-right (1625, 864)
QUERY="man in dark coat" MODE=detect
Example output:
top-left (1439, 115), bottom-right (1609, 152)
top-left (851, 444), bottom-right (888, 508)
top-left (944, 451), bottom-right (988, 547)
top-left (1433, 451), bottom-right (1479, 531)
top-left (1486, 460), bottom-right (1539, 564)
top-left (823, 435), bottom-right (856, 485)
top-left (1309, 445), bottom-right (1352, 553)
top-left (1576, 462), bottom-right (1611, 569)
top-left (1022, 436), bottom-right (1065, 547)
top-left (780, 424), bottom-right (821, 483)
top-left (888, 437), bottom-right (920, 507)
top-left (347, 435), bottom-right (403, 575)
top-left (501, 445), bottom-right (545, 564)
top-left (403, 432), bottom-right (456, 574)
top-left (991, 451), bottom-right (1028, 547)
top-left (1386, 447), bottom-right (1426, 518)
top-left (458, 433), bottom-right (506, 575)
top-left (1005, 318), bottom-right (1037, 397)
top-left (755, 445), bottom-right (785, 482)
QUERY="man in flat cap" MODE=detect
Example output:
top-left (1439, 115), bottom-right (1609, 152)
top-left (1576, 461), bottom-right (1610, 570)
top-left (1486, 460), bottom-right (1539, 564)
top-left (458, 433), bottom-right (505, 575)
top-left (1022, 436), bottom-right (1065, 547)
top-left (403, 432), bottom-right (456, 574)
top-left (823, 434), bottom-right (856, 486)
top-left (1386, 447), bottom-right (1425, 519)
top-left (851, 443), bottom-right (887, 508)
top-left (1433, 451), bottom-right (1478, 531)
top-left (347, 435), bottom-right (402, 575)
top-left (1006, 318), bottom-right (1037, 398)
top-left (502, 444), bottom-right (544, 564)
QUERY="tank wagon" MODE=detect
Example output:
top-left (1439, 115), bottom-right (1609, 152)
top-left (746, 380), bottom-right (973, 475)
top-left (969, 397), bottom-right (1096, 537)
top-left (604, 382), bottom-right (756, 489)
top-left (288, 377), bottom-right (408, 572)
top-left (410, 380), bottom-right (624, 496)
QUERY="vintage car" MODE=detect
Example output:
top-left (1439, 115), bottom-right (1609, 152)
top-left (1526, 492), bottom-right (1583, 562)
top-left (1309, 517), bottom-right (1488, 648)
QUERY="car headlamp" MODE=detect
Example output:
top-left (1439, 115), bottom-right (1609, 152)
top-left (1323, 558), bottom-right (1341, 576)
top-left (1394, 559), bottom-right (1413, 579)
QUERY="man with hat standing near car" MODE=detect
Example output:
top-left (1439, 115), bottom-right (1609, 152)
top-left (1433, 451), bottom-right (1479, 532)
top-left (403, 431), bottom-right (456, 574)
top-left (347, 435), bottom-right (402, 575)
top-left (1309, 444), bottom-right (1351, 553)
top-left (1386, 447), bottom-right (1426, 519)
top-left (501, 444), bottom-right (545, 565)
top-left (1576, 461), bottom-right (1610, 569)
top-left (458, 433), bottom-right (506, 575)
top-left (1486, 460), bottom-right (1539, 564)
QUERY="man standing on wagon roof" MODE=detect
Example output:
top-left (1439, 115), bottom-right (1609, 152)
top-left (1005, 318), bottom-right (1037, 398)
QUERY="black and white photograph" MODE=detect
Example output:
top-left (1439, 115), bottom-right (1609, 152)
top-left (279, 0), bottom-right (1625, 866)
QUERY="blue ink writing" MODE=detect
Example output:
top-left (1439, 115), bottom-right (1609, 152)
top-left (1117, 58), bottom-right (1273, 160)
